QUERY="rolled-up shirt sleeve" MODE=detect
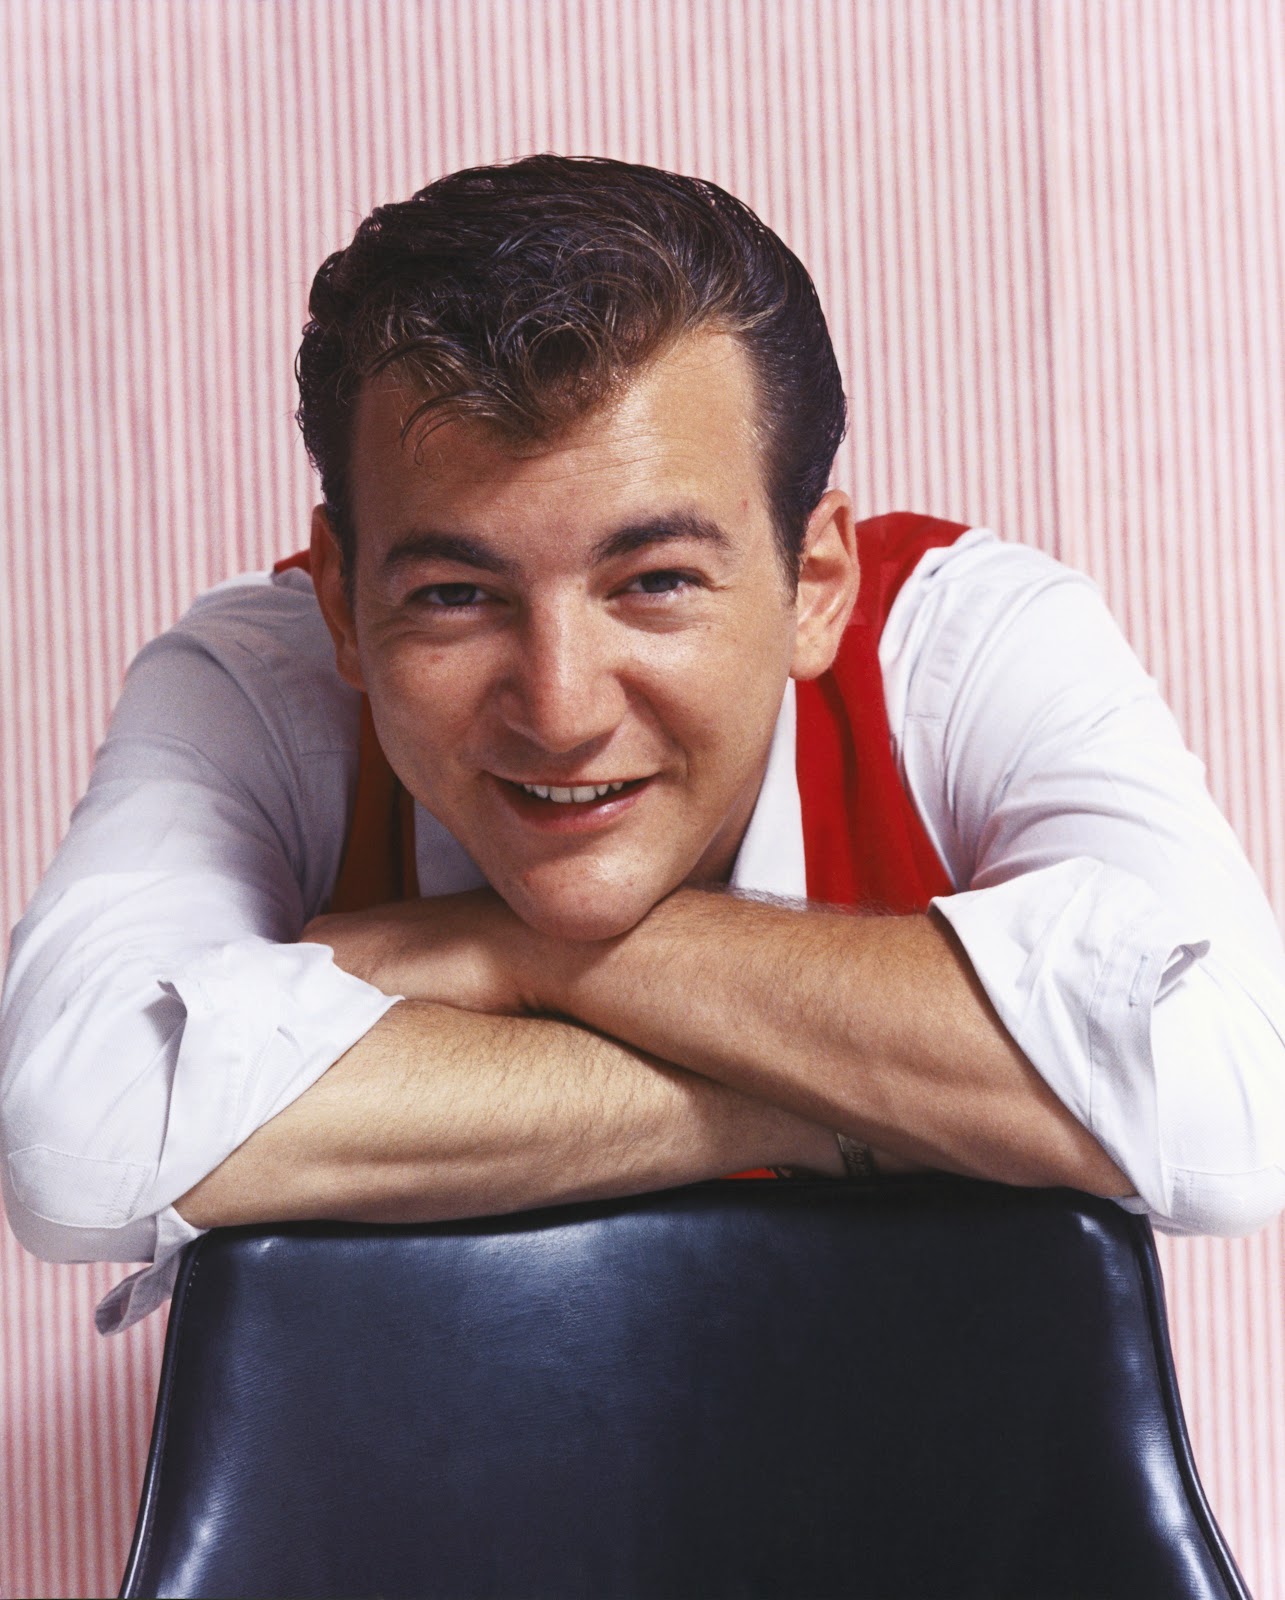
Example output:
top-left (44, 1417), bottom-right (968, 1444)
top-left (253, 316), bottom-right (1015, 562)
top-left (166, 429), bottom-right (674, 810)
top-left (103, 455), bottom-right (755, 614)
top-left (887, 533), bottom-right (1285, 1235)
top-left (0, 575), bottom-right (397, 1329)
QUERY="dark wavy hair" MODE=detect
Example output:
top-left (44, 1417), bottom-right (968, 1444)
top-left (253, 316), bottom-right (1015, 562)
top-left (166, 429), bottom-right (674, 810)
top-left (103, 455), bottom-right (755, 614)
top-left (296, 155), bottom-right (847, 583)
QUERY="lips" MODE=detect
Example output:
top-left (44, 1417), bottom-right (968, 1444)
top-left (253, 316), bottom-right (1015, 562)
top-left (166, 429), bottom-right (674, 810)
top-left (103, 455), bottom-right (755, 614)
top-left (494, 774), bottom-right (652, 829)
top-left (519, 780), bottom-right (629, 803)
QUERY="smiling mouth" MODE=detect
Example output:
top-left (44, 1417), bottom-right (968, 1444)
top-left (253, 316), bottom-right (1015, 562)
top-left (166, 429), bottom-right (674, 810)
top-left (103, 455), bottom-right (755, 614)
top-left (503, 776), bottom-right (649, 806)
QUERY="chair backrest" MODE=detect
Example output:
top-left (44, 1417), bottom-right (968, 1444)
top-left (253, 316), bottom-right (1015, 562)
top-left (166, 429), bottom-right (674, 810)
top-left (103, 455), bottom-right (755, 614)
top-left (121, 1178), bottom-right (1250, 1600)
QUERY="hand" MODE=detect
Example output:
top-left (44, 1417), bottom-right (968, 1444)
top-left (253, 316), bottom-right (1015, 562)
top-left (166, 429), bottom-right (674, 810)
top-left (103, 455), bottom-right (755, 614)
top-left (300, 889), bottom-right (543, 1016)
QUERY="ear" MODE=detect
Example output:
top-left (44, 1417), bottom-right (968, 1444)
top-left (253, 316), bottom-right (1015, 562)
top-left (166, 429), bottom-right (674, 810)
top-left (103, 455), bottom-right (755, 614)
top-left (789, 489), bottom-right (860, 681)
top-left (310, 505), bottom-right (366, 692)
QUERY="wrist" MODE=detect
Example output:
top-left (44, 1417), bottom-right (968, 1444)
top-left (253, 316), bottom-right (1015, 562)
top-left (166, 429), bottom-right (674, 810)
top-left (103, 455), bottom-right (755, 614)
top-left (511, 916), bottom-right (581, 1015)
top-left (531, 886), bottom-right (700, 1021)
top-left (781, 1116), bottom-right (847, 1178)
top-left (515, 911), bottom-right (630, 1017)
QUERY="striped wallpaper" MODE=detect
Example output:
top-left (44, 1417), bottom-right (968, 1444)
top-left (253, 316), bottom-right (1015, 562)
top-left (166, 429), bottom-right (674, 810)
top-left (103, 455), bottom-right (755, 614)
top-left (1, 2), bottom-right (1282, 1594)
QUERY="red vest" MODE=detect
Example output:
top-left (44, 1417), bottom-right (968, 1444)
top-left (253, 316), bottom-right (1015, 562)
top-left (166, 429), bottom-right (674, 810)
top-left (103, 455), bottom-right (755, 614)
top-left (277, 512), bottom-right (963, 1171)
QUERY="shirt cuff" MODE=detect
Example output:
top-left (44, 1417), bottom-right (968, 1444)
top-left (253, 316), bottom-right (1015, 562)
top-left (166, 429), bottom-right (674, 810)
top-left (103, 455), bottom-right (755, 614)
top-left (95, 937), bottom-right (397, 1333)
top-left (932, 856), bottom-right (1210, 1222)
top-left (95, 1204), bottom-right (204, 1334)
top-left (149, 937), bottom-right (399, 1204)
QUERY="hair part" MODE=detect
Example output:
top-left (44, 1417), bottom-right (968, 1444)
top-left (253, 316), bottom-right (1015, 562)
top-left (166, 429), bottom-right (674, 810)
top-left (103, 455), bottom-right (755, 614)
top-left (295, 155), bottom-right (847, 585)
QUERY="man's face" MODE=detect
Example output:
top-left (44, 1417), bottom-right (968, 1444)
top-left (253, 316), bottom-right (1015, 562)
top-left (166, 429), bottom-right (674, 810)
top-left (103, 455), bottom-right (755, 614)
top-left (320, 332), bottom-right (854, 941)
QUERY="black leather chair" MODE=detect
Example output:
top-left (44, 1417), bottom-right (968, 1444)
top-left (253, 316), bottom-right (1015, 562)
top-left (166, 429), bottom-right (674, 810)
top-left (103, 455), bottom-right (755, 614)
top-left (120, 1178), bottom-right (1250, 1600)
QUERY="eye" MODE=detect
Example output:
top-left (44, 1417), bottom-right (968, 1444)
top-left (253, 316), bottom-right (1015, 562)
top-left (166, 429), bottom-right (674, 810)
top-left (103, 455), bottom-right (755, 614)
top-left (412, 582), bottom-right (488, 609)
top-left (624, 570), bottom-right (698, 597)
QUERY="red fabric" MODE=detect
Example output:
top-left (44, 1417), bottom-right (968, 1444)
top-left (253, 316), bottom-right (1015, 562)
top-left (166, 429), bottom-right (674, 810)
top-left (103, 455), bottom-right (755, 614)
top-left (329, 700), bottom-right (417, 913)
top-left (275, 549), bottom-right (417, 912)
top-left (795, 512), bottom-right (962, 911)
top-left (273, 549), bottom-right (314, 575)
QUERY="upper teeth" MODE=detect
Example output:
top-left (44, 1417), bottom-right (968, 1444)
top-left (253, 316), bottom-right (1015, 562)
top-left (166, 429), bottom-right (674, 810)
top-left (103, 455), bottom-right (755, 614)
top-left (520, 781), bottom-right (627, 803)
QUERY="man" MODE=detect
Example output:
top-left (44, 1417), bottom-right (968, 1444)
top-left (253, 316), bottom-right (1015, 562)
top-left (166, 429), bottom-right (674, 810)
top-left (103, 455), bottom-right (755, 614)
top-left (3, 156), bottom-right (1283, 1333)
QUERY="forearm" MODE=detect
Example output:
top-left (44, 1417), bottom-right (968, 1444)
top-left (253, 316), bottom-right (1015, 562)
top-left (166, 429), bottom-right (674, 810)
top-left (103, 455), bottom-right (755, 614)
top-left (175, 996), bottom-right (841, 1229)
top-left (536, 891), bottom-right (1131, 1195)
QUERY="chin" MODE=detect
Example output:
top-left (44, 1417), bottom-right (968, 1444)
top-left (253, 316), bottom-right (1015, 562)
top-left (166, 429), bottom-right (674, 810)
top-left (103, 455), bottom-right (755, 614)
top-left (504, 881), bottom-right (662, 944)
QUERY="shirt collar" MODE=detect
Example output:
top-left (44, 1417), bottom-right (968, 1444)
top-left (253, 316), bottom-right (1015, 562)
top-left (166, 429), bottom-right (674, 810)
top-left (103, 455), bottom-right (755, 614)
top-left (729, 679), bottom-right (807, 900)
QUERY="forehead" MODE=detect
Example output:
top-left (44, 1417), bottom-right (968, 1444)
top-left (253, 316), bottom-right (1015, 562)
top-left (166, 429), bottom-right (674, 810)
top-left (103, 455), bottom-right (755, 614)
top-left (346, 333), bottom-right (770, 542)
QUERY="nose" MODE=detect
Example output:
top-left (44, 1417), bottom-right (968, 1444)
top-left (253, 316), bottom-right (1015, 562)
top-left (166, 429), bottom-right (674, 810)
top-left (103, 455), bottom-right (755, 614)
top-left (495, 600), bottom-right (628, 758)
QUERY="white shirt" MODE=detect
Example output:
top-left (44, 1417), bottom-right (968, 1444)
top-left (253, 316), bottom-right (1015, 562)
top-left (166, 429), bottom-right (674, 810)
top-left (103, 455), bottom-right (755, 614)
top-left (3, 528), bottom-right (1284, 1333)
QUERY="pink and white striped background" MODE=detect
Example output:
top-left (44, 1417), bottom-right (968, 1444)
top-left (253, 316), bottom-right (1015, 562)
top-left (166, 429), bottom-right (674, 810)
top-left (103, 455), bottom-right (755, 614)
top-left (2, 2), bottom-right (1282, 1594)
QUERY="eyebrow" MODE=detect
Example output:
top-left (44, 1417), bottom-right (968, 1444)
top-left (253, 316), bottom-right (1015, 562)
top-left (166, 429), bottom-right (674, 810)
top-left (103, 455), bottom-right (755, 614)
top-left (380, 530), bottom-right (520, 580)
top-left (379, 512), bottom-right (735, 581)
top-left (589, 513), bottom-right (734, 564)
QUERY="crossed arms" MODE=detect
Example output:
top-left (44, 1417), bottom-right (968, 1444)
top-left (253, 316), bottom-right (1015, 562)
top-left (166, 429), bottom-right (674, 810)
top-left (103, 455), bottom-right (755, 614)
top-left (175, 888), bottom-right (1130, 1229)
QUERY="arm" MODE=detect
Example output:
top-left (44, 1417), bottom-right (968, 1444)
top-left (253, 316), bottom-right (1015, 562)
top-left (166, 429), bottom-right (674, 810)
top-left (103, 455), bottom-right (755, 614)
top-left (534, 892), bottom-right (1131, 1193)
top-left (907, 538), bottom-right (1285, 1234)
top-left (0, 582), bottom-right (391, 1271)
top-left (175, 997), bottom-right (841, 1230)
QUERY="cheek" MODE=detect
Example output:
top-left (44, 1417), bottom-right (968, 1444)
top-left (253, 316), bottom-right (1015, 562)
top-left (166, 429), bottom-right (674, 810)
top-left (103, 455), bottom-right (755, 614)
top-left (642, 639), bottom-right (789, 771)
top-left (365, 644), bottom-right (487, 767)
